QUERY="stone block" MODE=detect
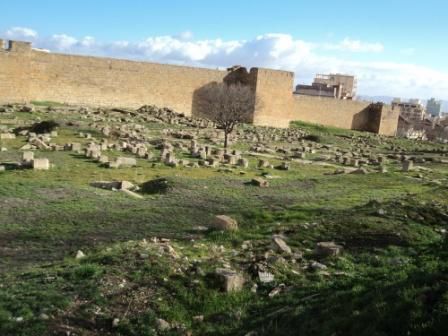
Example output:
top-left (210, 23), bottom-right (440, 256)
top-left (251, 177), bottom-right (269, 187)
top-left (22, 151), bottom-right (34, 162)
top-left (0, 133), bottom-right (15, 140)
top-left (211, 215), bottom-right (238, 231)
top-left (314, 242), bottom-right (343, 257)
top-left (214, 268), bottom-right (245, 292)
top-left (32, 158), bottom-right (50, 170)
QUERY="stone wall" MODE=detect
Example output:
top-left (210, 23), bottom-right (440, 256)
top-left (0, 41), bottom-right (32, 103)
top-left (27, 49), bottom-right (227, 114)
top-left (377, 105), bottom-right (400, 136)
top-left (0, 39), bottom-right (399, 134)
top-left (292, 95), bottom-right (371, 129)
top-left (191, 66), bottom-right (294, 128)
top-left (251, 68), bottom-right (295, 128)
top-left (292, 95), bottom-right (398, 136)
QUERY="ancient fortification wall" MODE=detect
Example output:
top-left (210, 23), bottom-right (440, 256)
top-left (0, 40), bottom-right (227, 114)
top-left (0, 39), bottom-right (399, 135)
top-left (292, 96), bottom-right (399, 136)
top-left (251, 68), bottom-right (295, 128)
top-left (292, 96), bottom-right (372, 129)
top-left (377, 105), bottom-right (400, 136)
top-left (0, 41), bottom-right (32, 102)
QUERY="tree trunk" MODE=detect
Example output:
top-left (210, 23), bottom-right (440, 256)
top-left (224, 130), bottom-right (228, 148)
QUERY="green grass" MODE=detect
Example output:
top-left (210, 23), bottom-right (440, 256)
top-left (291, 120), bottom-right (362, 137)
top-left (30, 100), bottom-right (66, 107)
top-left (0, 108), bottom-right (447, 335)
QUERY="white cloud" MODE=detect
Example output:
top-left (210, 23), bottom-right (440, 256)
top-left (319, 58), bottom-right (448, 99)
top-left (80, 36), bottom-right (95, 48)
top-left (5, 27), bottom-right (38, 39)
top-left (1, 27), bottom-right (447, 99)
top-left (50, 34), bottom-right (78, 50)
top-left (323, 38), bottom-right (384, 53)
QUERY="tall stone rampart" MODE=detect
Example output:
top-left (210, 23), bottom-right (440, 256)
top-left (292, 95), bottom-right (398, 136)
top-left (0, 39), bottom-right (399, 134)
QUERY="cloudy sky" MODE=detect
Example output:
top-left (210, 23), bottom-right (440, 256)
top-left (2, 0), bottom-right (448, 101)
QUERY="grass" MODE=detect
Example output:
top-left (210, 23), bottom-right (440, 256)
top-left (30, 100), bottom-right (66, 107)
top-left (0, 106), bottom-right (447, 335)
top-left (291, 120), bottom-right (362, 137)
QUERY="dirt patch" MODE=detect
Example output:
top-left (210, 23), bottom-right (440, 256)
top-left (0, 196), bottom-right (39, 208)
top-left (34, 187), bottom-right (77, 201)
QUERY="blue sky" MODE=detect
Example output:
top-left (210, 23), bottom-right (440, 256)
top-left (2, 0), bottom-right (448, 100)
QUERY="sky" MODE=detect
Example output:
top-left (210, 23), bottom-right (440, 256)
top-left (1, 0), bottom-right (448, 101)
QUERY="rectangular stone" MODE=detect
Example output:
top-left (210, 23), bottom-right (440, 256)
top-left (32, 158), bottom-right (50, 170)
top-left (0, 133), bottom-right (15, 139)
top-left (22, 151), bottom-right (34, 162)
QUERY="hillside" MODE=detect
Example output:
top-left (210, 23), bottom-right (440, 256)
top-left (0, 102), bottom-right (447, 336)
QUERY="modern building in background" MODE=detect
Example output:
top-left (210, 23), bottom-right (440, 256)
top-left (313, 74), bottom-right (357, 99)
top-left (294, 73), bottom-right (357, 99)
top-left (392, 98), bottom-right (426, 122)
top-left (426, 98), bottom-right (442, 118)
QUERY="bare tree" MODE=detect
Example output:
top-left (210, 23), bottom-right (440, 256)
top-left (197, 82), bottom-right (257, 148)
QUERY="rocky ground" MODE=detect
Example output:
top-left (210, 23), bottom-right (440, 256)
top-left (0, 101), bottom-right (447, 335)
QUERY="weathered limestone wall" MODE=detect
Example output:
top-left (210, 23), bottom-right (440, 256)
top-left (377, 105), bottom-right (400, 136)
top-left (292, 95), bottom-right (398, 136)
top-left (252, 68), bottom-right (295, 128)
top-left (0, 40), bottom-right (31, 103)
top-left (0, 40), bottom-right (227, 114)
top-left (28, 50), bottom-right (227, 114)
top-left (292, 95), bottom-right (371, 129)
top-left (0, 39), bottom-right (399, 134)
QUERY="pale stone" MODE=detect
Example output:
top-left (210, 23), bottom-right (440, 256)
top-left (258, 271), bottom-right (275, 283)
top-left (251, 177), bottom-right (269, 187)
top-left (237, 158), bottom-right (249, 168)
top-left (98, 155), bottom-right (109, 164)
top-left (70, 143), bottom-right (82, 151)
top-left (22, 151), bottom-right (34, 162)
top-left (314, 242), bottom-right (343, 257)
top-left (272, 236), bottom-right (292, 254)
top-left (0, 133), bottom-right (15, 139)
top-left (32, 158), bottom-right (50, 170)
top-left (214, 268), bottom-right (245, 292)
top-left (75, 250), bottom-right (86, 259)
top-left (90, 180), bottom-right (134, 190)
top-left (30, 138), bottom-right (50, 150)
top-left (310, 261), bottom-right (328, 271)
top-left (156, 318), bottom-right (170, 331)
top-left (212, 215), bottom-right (238, 231)
top-left (258, 159), bottom-right (270, 168)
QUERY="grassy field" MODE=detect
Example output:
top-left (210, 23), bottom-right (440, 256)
top-left (0, 106), bottom-right (447, 335)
